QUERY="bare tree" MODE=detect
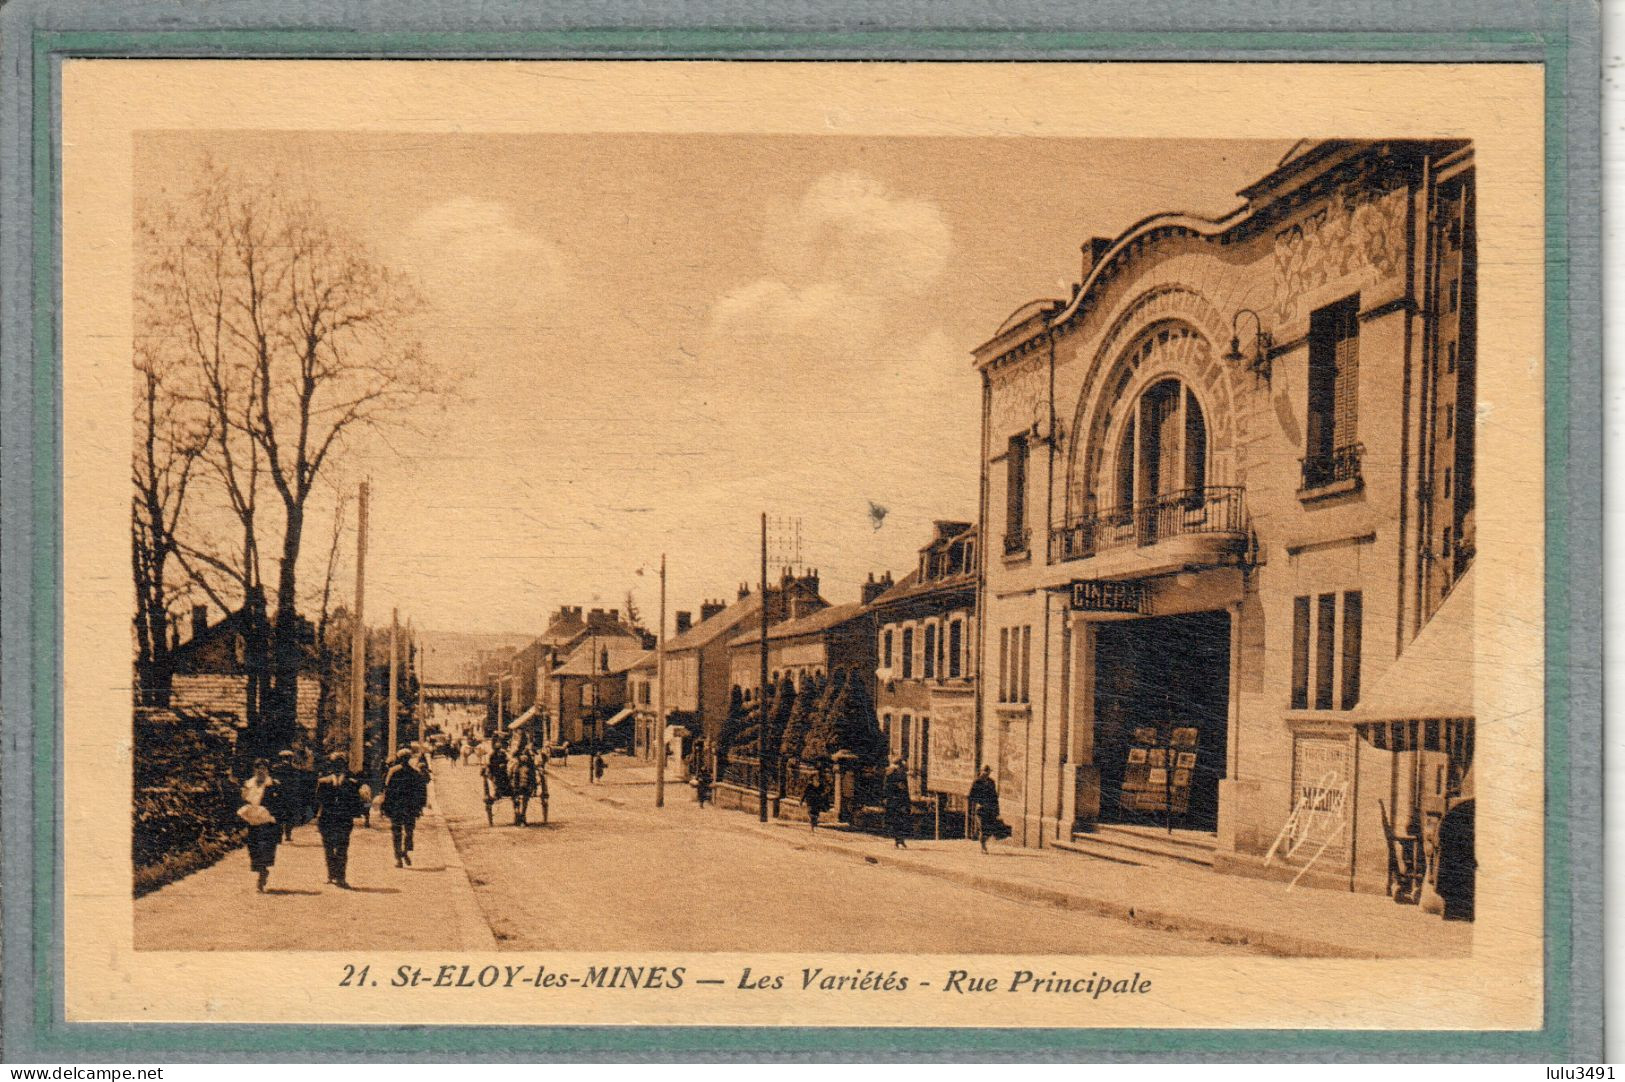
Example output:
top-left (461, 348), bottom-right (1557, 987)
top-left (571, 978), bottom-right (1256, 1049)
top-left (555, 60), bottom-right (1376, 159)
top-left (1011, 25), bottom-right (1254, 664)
top-left (131, 339), bottom-right (211, 704)
top-left (137, 161), bottom-right (438, 755)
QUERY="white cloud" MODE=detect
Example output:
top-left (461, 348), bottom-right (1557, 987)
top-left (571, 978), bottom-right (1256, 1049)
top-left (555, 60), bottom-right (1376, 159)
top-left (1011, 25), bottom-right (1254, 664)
top-left (398, 197), bottom-right (565, 332)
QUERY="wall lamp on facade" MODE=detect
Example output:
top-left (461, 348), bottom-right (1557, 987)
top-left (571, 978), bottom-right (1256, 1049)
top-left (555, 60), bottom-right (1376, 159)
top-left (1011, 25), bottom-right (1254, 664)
top-left (1224, 309), bottom-right (1273, 382)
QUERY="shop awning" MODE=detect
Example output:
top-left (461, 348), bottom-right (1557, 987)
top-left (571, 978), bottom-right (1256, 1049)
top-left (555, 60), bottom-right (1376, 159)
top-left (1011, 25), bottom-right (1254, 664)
top-left (1351, 566), bottom-right (1475, 726)
top-left (603, 706), bottom-right (636, 727)
top-left (506, 706), bottom-right (538, 731)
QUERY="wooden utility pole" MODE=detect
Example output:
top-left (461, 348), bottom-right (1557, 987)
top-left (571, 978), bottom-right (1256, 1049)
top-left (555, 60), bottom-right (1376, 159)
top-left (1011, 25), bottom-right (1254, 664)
top-left (655, 553), bottom-right (667, 808)
top-left (758, 513), bottom-right (769, 823)
top-left (387, 606), bottom-right (400, 761)
top-left (348, 481), bottom-right (369, 775)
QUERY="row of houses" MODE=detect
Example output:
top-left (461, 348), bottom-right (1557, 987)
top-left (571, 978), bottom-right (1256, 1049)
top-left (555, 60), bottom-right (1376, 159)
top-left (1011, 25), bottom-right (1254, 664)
top-left (495, 138), bottom-right (1478, 902)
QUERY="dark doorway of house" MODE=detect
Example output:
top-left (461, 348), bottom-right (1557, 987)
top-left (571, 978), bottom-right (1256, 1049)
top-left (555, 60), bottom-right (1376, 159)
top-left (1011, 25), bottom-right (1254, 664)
top-left (1093, 610), bottom-right (1231, 831)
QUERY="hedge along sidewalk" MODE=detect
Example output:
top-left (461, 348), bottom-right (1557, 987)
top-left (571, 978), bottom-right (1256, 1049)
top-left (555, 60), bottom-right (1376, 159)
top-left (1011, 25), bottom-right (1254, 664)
top-left (554, 756), bottom-right (1473, 961)
top-left (133, 785), bottom-right (496, 951)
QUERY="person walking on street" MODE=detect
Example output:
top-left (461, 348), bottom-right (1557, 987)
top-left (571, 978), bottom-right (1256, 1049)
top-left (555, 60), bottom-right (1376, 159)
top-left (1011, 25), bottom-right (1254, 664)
top-left (535, 764), bottom-right (550, 825)
top-left (509, 745), bottom-right (538, 826)
top-left (269, 749), bottom-right (302, 843)
top-left (968, 765), bottom-right (1008, 854)
top-left (314, 755), bottom-right (366, 889)
top-left (238, 758), bottom-right (282, 893)
top-left (593, 751), bottom-right (607, 784)
top-left (382, 749), bottom-right (428, 867)
top-left (883, 758), bottom-right (912, 849)
top-left (694, 763), bottom-right (712, 807)
top-left (802, 768), bottom-right (831, 832)
top-left (482, 740), bottom-right (511, 826)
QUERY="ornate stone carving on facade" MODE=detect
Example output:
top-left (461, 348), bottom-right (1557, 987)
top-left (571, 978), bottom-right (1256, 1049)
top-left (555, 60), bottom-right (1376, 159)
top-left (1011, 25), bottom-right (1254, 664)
top-left (1271, 182), bottom-right (1407, 324)
top-left (988, 350), bottom-right (1049, 437)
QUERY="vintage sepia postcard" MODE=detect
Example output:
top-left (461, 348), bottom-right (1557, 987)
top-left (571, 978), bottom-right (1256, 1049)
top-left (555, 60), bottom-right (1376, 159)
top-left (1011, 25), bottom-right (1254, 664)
top-left (1, 38), bottom-right (1595, 1059)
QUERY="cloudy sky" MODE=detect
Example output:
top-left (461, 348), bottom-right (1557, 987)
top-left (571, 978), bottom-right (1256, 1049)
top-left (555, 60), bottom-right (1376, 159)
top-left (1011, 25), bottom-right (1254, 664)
top-left (136, 132), bottom-right (1290, 651)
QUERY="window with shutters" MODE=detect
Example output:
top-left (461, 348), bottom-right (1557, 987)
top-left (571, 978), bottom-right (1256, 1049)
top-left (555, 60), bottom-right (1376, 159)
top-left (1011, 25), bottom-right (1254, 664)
top-left (948, 618), bottom-right (963, 679)
top-left (923, 624), bottom-right (937, 680)
top-left (901, 627), bottom-right (915, 680)
top-left (1302, 295), bottom-right (1364, 493)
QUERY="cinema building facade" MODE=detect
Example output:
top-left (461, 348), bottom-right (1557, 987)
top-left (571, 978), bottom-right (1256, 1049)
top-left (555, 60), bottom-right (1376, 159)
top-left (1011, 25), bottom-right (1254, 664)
top-left (975, 140), bottom-right (1476, 895)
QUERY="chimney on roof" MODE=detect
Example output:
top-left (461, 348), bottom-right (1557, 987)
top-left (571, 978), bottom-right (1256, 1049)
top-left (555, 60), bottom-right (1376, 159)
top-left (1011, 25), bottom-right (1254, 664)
top-left (640, 631), bottom-right (656, 650)
top-left (738, 582), bottom-right (750, 600)
top-left (862, 572), bottom-right (894, 605)
top-left (700, 598), bottom-right (725, 623)
top-left (675, 611), bottom-right (693, 635)
top-left (1081, 236), bottom-right (1113, 283)
top-left (587, 608), bottom-right (617, 631)
top-left (191, 603), bottom-right (209, 642)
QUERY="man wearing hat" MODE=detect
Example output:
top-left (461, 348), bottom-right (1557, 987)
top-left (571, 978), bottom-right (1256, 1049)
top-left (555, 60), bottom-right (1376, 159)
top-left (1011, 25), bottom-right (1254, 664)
top-left (381, 748), bottom-right (428, 867)
top-left (313, 754), bottom-right (366, 888)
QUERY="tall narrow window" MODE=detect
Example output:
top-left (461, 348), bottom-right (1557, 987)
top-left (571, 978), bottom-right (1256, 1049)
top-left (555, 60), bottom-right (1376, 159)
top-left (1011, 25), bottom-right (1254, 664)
top-left (1314, 593), bottom-right (1337, 710)
top-left (948, 619), bottom-right (963, 678)
top-left (901, 628), bottom-right (915, 680)
top-left (1291, 596), bottom-right (1311, 710)
top-left (919, 717), bottom-right (931, 783)
top-left (1020, 625), bottom-right (1033, 704)
top-left (1341, 591), bottom-right (1364, 710)
top-left (1005, 435), bottom-right (1029, 554)
top-left (998, 628), bottom-right (1009, 702)
top-left (923, 624), bottom-right (937, 679)
top-left (1305, 295), bottom-right (1362, 489)
top-left (1184, 389), bottom-right (1208, 496)
top-left (1115, 418), bottom-right (1136, 512)
top-left (882, 628), bottom-right (893, 670)
top-left (900, 715), bottom-right (912, 765)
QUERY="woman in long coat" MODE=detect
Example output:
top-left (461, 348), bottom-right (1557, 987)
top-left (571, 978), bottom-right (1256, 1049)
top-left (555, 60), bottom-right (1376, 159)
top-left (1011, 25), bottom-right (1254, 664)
top-left (882, 759), bottom-right (912, 849)
top-left (239, 758), bottom-right (281, 892)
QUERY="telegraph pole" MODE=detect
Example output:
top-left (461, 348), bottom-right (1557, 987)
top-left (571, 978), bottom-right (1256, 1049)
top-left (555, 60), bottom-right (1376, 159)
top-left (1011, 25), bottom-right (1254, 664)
top-left (655, 552), bottom-right (667, 808)
top-left (387, 607), bottom-right (400, 761)
top-left (758, 512), bottom-right (769, 823)
top-left (348, 481), bottom-right (369, 775)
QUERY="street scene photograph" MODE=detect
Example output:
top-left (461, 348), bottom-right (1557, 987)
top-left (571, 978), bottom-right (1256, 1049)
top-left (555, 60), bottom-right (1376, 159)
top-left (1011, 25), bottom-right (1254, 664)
top-left (129, 125), bottom-right (1482, 961)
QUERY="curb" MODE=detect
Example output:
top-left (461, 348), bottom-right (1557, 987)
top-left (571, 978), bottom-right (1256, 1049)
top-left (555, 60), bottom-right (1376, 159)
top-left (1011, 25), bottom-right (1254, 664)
top-left (424, 779), bottom-right (499, 951)
top-left (557, 769), bottom-right (1380, 960)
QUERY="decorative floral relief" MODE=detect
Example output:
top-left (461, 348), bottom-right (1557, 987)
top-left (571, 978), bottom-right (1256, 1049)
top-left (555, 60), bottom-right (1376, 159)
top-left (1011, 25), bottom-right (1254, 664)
top-left (1272, 184), bottom-right (1407, 324)
top-left (989, 353), bottom-right (1048, 436)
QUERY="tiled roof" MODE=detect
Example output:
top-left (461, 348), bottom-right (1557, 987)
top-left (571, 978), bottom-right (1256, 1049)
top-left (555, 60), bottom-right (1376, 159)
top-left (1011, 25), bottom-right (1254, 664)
top-left (869, 568), bottom-right (976, 609)
top-left (549, 638), bottom-right (649, 678)
top-left (664, 593), bottom-right (762, 652)
top-left (729, 602), bottom-right (869, 647)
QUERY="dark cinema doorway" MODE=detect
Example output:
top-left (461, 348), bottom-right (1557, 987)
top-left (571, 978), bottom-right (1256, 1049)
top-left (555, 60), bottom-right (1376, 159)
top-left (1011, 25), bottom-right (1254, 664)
top-left (1093, 610), bottom-right (1231, 831)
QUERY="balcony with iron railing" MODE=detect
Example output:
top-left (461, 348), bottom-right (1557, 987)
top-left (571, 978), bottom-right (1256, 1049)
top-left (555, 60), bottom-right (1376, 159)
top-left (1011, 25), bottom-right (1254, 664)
top-left (1299, 442), bottom-right (1364, 496)
top-left (1002, 526), bottom-right (1032, 558)
top-left (1048, 485), bottom-right (1248, 566)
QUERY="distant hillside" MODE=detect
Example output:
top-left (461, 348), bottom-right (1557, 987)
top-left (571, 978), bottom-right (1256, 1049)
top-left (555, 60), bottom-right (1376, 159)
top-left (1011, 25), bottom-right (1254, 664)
top-left (416, 628), bottom-right (534, 684)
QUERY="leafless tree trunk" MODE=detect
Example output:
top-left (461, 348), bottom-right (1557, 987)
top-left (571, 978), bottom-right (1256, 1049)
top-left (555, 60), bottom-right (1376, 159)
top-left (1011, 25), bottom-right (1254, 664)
top-left (131, 342), bottom-right (211, 705)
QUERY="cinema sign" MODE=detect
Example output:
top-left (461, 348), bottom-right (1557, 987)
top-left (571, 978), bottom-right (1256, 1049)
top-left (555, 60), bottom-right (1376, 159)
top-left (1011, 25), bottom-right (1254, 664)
top-left (1069, 579), bottom-right (1149, 614)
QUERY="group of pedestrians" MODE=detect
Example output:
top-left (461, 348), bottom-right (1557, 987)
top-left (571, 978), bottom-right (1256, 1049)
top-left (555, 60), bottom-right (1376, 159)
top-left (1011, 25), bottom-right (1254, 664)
top-left (236, 746), bottom-right (435, 893)
top-left (480, 735), bottom-right (552, 826)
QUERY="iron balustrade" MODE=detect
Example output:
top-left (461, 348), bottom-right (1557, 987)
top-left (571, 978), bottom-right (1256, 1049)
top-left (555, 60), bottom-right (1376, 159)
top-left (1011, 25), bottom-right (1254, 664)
top-left (1300, 443), bottom-right (1364, 491)
top-left (1048, 485), bottom-right (1247, 563)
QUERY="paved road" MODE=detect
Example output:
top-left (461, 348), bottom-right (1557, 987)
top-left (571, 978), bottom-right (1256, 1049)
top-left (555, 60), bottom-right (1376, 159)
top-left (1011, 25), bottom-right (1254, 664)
top-left (437, 757), bottom-right (1256, 955)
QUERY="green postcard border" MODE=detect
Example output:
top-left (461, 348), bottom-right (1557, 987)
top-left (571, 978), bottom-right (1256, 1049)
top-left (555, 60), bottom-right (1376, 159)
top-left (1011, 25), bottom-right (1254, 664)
top-left (15, 25), bottom-right (1587, 1060)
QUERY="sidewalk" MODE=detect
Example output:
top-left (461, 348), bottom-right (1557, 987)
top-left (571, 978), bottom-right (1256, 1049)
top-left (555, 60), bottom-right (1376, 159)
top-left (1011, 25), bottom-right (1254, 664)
top-left (134, 783), bottom-right (495, 951)
top-left (554, 755), bottom-right (1473, 960)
